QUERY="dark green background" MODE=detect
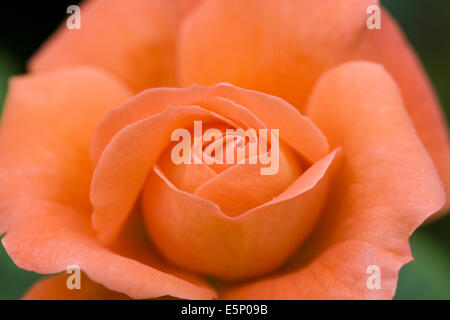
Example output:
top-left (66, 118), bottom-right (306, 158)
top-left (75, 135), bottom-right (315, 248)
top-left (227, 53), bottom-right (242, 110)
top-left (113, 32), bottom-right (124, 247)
top-left (0, 0), bottom-right (449, 300)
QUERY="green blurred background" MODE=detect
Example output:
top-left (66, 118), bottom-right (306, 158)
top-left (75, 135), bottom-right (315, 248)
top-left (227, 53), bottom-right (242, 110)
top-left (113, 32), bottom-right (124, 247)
top-left (0, 0), bottom-right (449, 300)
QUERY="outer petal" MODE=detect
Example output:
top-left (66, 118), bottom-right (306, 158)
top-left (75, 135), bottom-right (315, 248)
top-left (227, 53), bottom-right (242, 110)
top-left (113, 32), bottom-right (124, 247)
top-left (23, 273), bottom-right (130, 300)
top-left (222, 62), bottom-right (445, 299)
top-left (0, 68), bottom-right (216, 300)
top-left (0, 67), bottom-right (132, 234)
top-left (30, 0), bottom-right (203, 92)
top-left (178, 0), bottom-right (377, 109)
top-left (23, 272), bottom-right (181, 300)
top-left (355, 9), bottom-right (450, 213)
top-left (222, 241), bottom-right (405, 300)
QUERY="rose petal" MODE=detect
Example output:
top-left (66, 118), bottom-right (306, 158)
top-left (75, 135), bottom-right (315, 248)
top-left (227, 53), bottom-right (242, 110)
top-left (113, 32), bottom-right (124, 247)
top-left (179, 0), bottom-right (449, 215)
top-left (90, 85), bottom-right (252, 165)
top-left (178, 0), bottom-right (377, 109)
top-left (141, 150), bottom-right (339, 280)
top-left (222, 240), bottom-right (405, 299)
top-left (221, 61), bottom-right (445, 299)
top-left (0, 67), bottom-right (215, 300)
top-left (91, 105), bottom-right (234, 243)
top-left (355, 9), bottom-right (450, 214)
top-left (2, 206), bottom-right (215, 300)
top-left (23, 273), bottom-right (130, 300)
top-left (194, 143), bottom-right (303, 216)
top-left (207, 84), bottom-right (329, 163)
top-left (91, 84), bottom-right (329, 243)
top-left (23, 272), bottom-right (183, 300)
top-left (179, 0), bottom-right (450, 215)
top-left (0, 67), bottom-right (132, 233)
top-left (157, 145), bottom-right (218, 193)
top-left (91, 84), bottom-right (328, 166)
top-left (30, 0), bottom-right (202, 92)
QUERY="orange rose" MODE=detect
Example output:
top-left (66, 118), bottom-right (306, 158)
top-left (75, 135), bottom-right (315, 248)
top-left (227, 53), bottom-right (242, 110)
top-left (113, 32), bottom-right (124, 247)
top-left (0, 0), bottom-right (449, 300)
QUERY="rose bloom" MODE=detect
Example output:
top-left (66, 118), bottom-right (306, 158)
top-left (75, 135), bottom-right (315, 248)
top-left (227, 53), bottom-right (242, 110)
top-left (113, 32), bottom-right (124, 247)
top-left (0, 0), bottom-right (449, 300)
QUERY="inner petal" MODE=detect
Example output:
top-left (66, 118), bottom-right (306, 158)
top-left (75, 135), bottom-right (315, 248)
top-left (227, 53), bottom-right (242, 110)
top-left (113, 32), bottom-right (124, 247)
top-left (194, 142), bottom-right (303, 216)
top-left (140, 150), bottom-right (339, 280)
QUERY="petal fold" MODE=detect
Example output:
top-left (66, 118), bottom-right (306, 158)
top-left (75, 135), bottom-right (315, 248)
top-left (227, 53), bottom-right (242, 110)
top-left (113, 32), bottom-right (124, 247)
top-left (23, 273), bottom-right (130, 300)
top-left (0, 66), bottom-right (132, 233)
top-left (355, 9), bottom-right (450, 214)
top-left (0, 67), bottom-right (215, 300)
top-left (179, 1), bottom-right (450, 214)
top-left (91, 105), bottom-right (230, 243)
top-left (91, 84), bottom-right (328, 166)
top-left (141, 150), bottom-right (339, 280)
top-left (90, 84), bottom-right (329, 243)
top-left (222, 61), bottom-right (445, 299)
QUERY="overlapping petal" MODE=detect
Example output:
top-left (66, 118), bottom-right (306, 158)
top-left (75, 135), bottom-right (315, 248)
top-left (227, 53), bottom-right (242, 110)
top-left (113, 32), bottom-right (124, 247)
top-left (91, 105), bottom-right (232, 243)
top-left (0, 67), bottom-right (216, 300)
top-left (23, 273), bottom-right (130, 300)
top-left (178, 0), bottom-right (450, 214)
top-left (2, 0), bottom-right (447, 301)
top-left (178, 0), bottom-right (377, 109)
top-left (221, 62), bottom-right (445, 299)
top-left (193, 143), bottom-right (303, 216)
top-left (90, 84), bottom-right (329, 244)
top-left (91, 84), bottom-right (328, 166)
top-left (142, 150), bottom-right (339, 280)
top-left (0, 66), bottom-right (131, 233)
top-left (354, 9), bottom-right (450, 213)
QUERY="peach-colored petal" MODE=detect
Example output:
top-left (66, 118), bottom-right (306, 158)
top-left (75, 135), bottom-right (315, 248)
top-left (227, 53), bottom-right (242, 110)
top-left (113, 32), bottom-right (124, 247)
top-left (179, 0), bottom-right (449, 215)
top-left (355, 9), bottom-right (450, 213)
top-left (157, 145), bottom-right (218, 193)
top-left (90, 85), bottom-right (264, 165)
top-left (0, 67), bottom-right (132, 233)
top-left (91, 84), bottom-right (328, 166)
top-left (23, 272), bottom-right (182, 300)
top-left (179, 1), bottom-right (449, 214)
top-left (91, 84), bottom-right (329, 243)
top-left (194, 143), bottom-right (303, 216)
top-left (206, 84), bottom-right (329, 163)
top-left (2, 205), bottom-right (215, 300)
top-left (110, 214), bottom-right (214, 291)
top-left (178, 0), bottom-right (377, 109)
top-left (23, 273), bottom-right (130, 300)
top-left (91, 106), bottom-right (232, 243)
top-left (141, 150), bottom-right (339, 280)
top-left (30, 0), bottom-right (203, 92)
top-left (222, 240), bottom-right (406, 300)
top-left (0, 67), bottom-right (216, 300)
top-left (221, 62), bottom-right (445, 299)
top-left (91, 86), bottom-right (205, 164)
